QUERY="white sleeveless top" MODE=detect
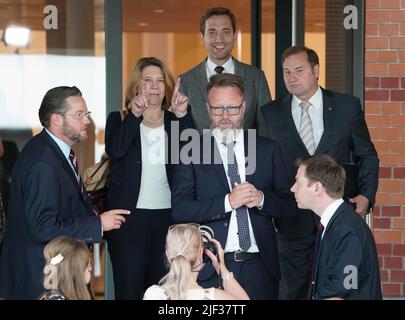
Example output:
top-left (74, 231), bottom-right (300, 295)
top-left (143, 285), bottom-right (215, 300)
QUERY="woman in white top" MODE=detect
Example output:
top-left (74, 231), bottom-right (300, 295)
top-left (143, 224), bottom-right (249, 300)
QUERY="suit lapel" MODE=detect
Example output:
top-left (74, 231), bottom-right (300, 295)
top-left (40, 130), bottom-right (91, 205)
top-left (315, 88), bottom-right (335, 154)
top-left (244, 130), bottom-right (255, 185)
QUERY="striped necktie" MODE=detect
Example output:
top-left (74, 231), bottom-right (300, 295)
top-left (225, 142), bottom-right (251, 251)
top-left (299, 101), bottom-right (316, 155)
top-left (69, 149), bottom-right (84, 196)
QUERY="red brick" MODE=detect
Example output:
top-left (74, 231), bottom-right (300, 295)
top-left (369, 127), bottom-right (380, 140)
top-left (366, 0), bottom-right (381, 9)
top-left (381, 0), bottom-right (401, 9)
top-left (366, 23), bottom-right (378, 36)
top-left (401, 23), bottom-right (405, 35)
top-left (399, 51), bottom-right (405, 63)
top-left (382, 103), bottom-right (401, 114)
top-left (365, 37), bottom-right (389, 49)
top-left (384, 257), bottom-right (403, 269)
top-left (365, 101), bottom-right (381, 114)
top-left (392, 116), bottom-right (405, 126)
top-left (365, 63), bottom-right (388, 76)
top-left (393, 243), bottom-right (405, 255)
top-left (375, 141), bottom-right (390, 153)
top-left (382, 283), bottom-right (402, 296)
top-left (380, 127), bottom-right (400, 139)
top-left (380, 154), bottom-right (400, 166)
top-left (380, 179), bottom-right (401, 192)
top-left (402, 77), bottom-right (405, 88)
top-left (373, 229), bottom-right (384, 242)
top-left (393, 217), bottom-right (405, 229)
top-left (365, 50), bottom-right (378, 63)
top-left (391, 90), bottom-right (405, 101)
top-left (381, 77), bottom-right (399, 88)
top-left (402, 0), bottom-right (405, 8)
top-left (391, 10), bottom-right (405, 22)
top-left (380, 270), bottom-right (389, 282)
top-left (391, 270), bottom-right (405, 282)
top-left (394, 167), bottom-right (405, 178)
top-left (392, 37), bottom-right (405, 49)
top-left (379, 50), bottom-right (398, 63)
top-left (379, 23), bottom-right (399, 36)
top-left (376, 192), bottom-right (391, 204)
top-left (379, 167), bottom-right (392, 179)
top-left (365, 77), bottom-right (380, 88)
top-left (374, 217), bottom-right (392, 229)
top-left (390, 141), bottom-right (405, 153)
top-left (366, 11), bottom-right (391, 23)
top-left (382, 205), bottom-right (401, 216)
top-left (365, 114), bottom-right (391, 127)
top-left (390, 63), bottom-right (405, 76)
top-left (383, 230), bottom-right (402, 243)
top-left (377, 243), bottom-right (392, 255)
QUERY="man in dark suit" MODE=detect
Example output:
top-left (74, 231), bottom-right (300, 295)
top-left (259, 46), bottom-right (379, 299)
top-left (180, 7), bottom-right (271, 133)
top-left (172, 74), bottom-right (295, 299)
top-left (291, 155), bottom-right (382, 299)
top-left (0, 138), bottom-right (19, 211)
top-left (0, 86), bottom-right (129, 300)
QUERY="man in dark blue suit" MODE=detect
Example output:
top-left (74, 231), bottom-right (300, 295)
top-left (172, 74), bottom-right (295, 299)
top-left (259, 46), bottom-right (379, 299)
top-left (0, 86), bottom-right (129, 300)
top-left (291, 155), bottom-right (382, 299)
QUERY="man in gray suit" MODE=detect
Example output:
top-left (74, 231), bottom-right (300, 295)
top-left (180, 7), bottom-right (271, 133)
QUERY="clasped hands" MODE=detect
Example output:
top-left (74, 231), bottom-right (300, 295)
top-left (130, 77), bottom-right (188, 118)
top-left (229, 182), bottom-right (263, 209)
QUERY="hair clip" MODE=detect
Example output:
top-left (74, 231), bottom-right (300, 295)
top-left (50, 253), bottom-right (64, 265)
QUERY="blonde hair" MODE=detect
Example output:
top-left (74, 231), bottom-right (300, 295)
top-left (42, 236), bottom-right (92, 300)
top-left (159, 224), bottom-right (202, 300)
top-left (124, 57), bottom-right (175, 111)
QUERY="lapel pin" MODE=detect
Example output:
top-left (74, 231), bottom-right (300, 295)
top-left (328, 107), bottom-right (332, 111)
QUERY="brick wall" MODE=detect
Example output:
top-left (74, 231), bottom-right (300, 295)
top-left (365, 0), bottom-right (405, 298)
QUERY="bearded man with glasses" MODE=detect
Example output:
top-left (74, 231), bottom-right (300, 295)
top-left (0, 86), bottom-right (130, 299)
top-left (172, 74), bottom-right (296, 299)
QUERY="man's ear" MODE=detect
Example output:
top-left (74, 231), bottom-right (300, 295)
top-left (200, 33), bottom-right (204, 43)
top-left (313, 64), bottom-right (320, 79)
top-left (206, 102), bottom-right (211, 113)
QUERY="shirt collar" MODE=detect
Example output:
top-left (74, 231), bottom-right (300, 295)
top-left (292, 86), bottom-right (322, 109)
top-left (45, 128), bottom-right (71, 160)
top-left (320, 198), bottom-right (345, 230)
top-left (207, 57), bottom-right (234, 76)
top-left (212, 128), bottom-right (244, 146)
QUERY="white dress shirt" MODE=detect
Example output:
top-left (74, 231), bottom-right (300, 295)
top-left (320, 198), bottom-right (344, 238)
top-left (212, 128), bottom-right (259, 253)
top-left (291, 87), bottom-right (324, 149)
top-left (206, 57), bottom-right (235, 80)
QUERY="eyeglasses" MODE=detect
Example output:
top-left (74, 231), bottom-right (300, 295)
top-left (208, 102), bottom-right (243, 116)
top-left (59, 111), bottom-right (92, 120)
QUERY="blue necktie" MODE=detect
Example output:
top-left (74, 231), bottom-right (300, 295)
top-left (226, 143), bottom-right (251, 251)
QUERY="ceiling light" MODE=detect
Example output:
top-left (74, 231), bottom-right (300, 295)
top-left (154, 9), bottom-right (164, 13)
top-left (2, 25), bottom-right (30, 48)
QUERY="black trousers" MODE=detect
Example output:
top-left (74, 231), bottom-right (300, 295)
top-left (105, 208), bottom-right (173, 300)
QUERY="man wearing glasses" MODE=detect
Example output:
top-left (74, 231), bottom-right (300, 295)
top-left (172, 74), bottom-right (295, 299)
top-left (0, 86), bottom-right (129, 299)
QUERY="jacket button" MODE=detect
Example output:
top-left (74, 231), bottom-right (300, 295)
top-left (224, 222), bottom-right (228, 227)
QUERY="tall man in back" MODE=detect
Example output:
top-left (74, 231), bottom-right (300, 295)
top-left (259, 46), bottom-right (379, 299)
top-left (180, 7), bottom-right (271, 132)
top-left (172, 74), bottom-right (295, 299)
top-left (0, 86), bottom-right (129, 299)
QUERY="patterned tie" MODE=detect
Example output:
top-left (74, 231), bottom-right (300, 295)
top-left (225, 143), bottom-right (251, 251)
top-left (215, 65), bottom-right (224, 74)
top-left (69, 149), bottom-right (84, 196)
top-left (299, 101), bottom-right (316, 155)
top-left (310, 222), bottom-right (324, 299)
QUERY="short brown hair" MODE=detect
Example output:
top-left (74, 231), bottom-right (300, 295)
top-left (296, 155), bottom-right (346, 199)
top-left (124, 57), bottom-right (175, 111)
top-left (200, 7), bottom-right (236, 34)
top-left (281, 45), bottom-right (319, 68)
top-left (206, 73), bottom-right (244, 96)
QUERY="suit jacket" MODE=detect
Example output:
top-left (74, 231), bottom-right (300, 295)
top-left (172, 132), bottom-right (296, 281)
top-left (105, 110), bottom-right (194, 211)
top-left (314, 202), bottom-right (382, 299)
top-left (0, 130), bottom-right (102, 300)
top-left (0, 140), bottom-right (19, 210)
top-left (259, 88), bottom-right (379, 239)
top-left (180, 58), bottom-right (271, 132)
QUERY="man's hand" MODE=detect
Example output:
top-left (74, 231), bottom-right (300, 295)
top-left (229, 182), bottom-right (261, 209)
top-left (349, 194), bottom-right (370, 216)
top-left (171, 78), bottom-right (188, 118)
top-left (100, 209), bottom-right (131, 231)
